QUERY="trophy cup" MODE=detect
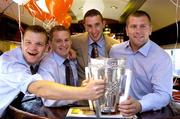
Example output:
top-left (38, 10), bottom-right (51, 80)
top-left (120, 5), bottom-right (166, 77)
top-left (86, 57), bottom-right (132, 117)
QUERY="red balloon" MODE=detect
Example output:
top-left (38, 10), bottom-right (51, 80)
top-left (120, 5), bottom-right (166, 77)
top-left (45, 0), bottom-right (73, 17)
top-left (25, 0), bottom-right (53, 21)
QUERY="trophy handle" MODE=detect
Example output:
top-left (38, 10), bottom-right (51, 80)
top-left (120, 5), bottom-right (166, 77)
top-left (119, 69), bottom-right (132, 103)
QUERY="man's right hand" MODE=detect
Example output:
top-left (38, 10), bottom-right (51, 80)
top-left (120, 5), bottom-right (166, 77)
top-left (83, 79), bottom-right (105, 100)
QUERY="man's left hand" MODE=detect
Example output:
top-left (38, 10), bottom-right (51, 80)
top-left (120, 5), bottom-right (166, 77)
top-left (118, 97), bottom-right (142, 117)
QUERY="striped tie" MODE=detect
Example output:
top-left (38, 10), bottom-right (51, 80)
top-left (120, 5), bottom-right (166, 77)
top-left (91, 42), bottom-right (99, 58)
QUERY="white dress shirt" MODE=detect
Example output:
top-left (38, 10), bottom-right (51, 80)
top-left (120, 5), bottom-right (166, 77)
top-left (0, 47), bottom-right (43, 117)
top-left (38, 51), bottom-right (78, 107)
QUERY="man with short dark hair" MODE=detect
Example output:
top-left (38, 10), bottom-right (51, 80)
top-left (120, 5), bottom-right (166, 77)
top-left (71, 9), bottom-right (119, 85)
top-left (110, 10), bottom-right (173, 116)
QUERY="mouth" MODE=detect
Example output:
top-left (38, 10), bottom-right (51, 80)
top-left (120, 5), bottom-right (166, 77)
top-left (59, 46), bottom-right (69, 51)
top-left (27, 52), bottom-right (38, 56)
top-left (134, 35), bottom-right (144, 40)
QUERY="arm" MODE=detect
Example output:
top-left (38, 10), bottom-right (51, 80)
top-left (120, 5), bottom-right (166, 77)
top-left (69, 48), bottom-right (77, 60)
top-left (118, 52), bottom-right (173, 116)
top-left (28, 79), bottom-right (105, 101)
top-left (138, 55), bottom-right (173, 112)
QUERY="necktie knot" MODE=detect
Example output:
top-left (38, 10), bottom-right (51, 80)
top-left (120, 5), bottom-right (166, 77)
top-left (30, 65), bottom-right (39, 74)
top-left (63, 59), bottom-right (70, 66)
top-left (92, 42), bottom-right (98, 47)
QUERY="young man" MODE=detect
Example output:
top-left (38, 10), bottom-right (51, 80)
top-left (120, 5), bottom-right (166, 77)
top-left (38, 25), bottom-right (79, 107)
top-left (71, 9), bottom-right (119, 85)
top-left (110, 10), bottom-right (173, 116)
top-left (0, 25), bottom-right (105, 117)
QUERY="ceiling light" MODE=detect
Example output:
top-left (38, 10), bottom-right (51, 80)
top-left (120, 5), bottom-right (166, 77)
top-left (111, 5), bottom-right (118, 10)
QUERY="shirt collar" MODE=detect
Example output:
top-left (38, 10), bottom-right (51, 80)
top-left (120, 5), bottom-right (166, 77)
top-left (52, 51), bottom-right (67, 66)
top-left (17, 47), bottom-right (32, 67)
top-left (125, 40), bottom-right (151, 56)
top-left (88, 35), bottom-right (104, 48)
top-left (138, 40), bottom-right (151, 56)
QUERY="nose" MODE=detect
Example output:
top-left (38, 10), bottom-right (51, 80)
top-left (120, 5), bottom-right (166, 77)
top-left (61, 40), bottom-right (66, 46)
top-left (135, 26), bottom-right (142, 33)
top-left (30, 44), bottom-right (37, 50)
top-left (91, 27), bottom-right (97, 35)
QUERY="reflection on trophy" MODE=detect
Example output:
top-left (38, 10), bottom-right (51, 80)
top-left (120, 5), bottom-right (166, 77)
top-left (85, 57), bottom-right (132, 117)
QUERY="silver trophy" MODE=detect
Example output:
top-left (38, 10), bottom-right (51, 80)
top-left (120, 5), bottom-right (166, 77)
top-left (86, 57), bottom-right (132, 116)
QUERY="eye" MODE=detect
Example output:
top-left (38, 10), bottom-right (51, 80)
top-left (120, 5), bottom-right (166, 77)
top-left (95, 23), bottom-right (100, 28)
top-left (25, 41), bottom-right (31, 45)
top-left (56, 39), bottom-right (62, 43)
top-left (65, 39), bottom-right (70, 42)
top-left (36, 42), bottom-right (45, 47)
top-left (130, 25), bottom-right (137, 29)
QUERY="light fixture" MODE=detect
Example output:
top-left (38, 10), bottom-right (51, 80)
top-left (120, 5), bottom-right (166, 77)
top-left (111, 5), bottom-right (118, 10)
top-left (103, 24), bottom-right (111, 35)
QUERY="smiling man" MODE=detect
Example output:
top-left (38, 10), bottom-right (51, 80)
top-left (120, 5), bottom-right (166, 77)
top-left (110, 10), bottom-right (173, 116)
top-left (38, 25), bottom-right (79, 107)
top-left (0, 25), bottom-right (105, 118)
top-left (71, 9), bottom-right (119, 85)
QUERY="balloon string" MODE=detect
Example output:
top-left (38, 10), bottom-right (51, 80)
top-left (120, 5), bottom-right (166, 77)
top-left (33, 17), bottom-right (36, 25)
top-left (18, 5), bottom-right (23, 42)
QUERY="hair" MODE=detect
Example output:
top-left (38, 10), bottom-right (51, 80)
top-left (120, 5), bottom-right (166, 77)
top-left (84, 9), bottom-right (103, 22)
top-left (126, 10), bottom-right (151, 25)
top-left (49, 25), bottom-right (70, 41)
top-left (24, 25), bottom-right (48, 44)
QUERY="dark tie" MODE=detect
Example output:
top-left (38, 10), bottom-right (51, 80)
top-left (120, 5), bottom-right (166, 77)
top-left (63, 59), bottom-right (75, 86)
top-left (30, 65), bottom-right (39, 75)
top-left (91, 42), bottom-right (99, 58)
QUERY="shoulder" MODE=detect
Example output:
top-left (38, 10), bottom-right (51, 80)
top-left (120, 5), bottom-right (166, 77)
top-left (109, 42), bottom-right (127, 58)
top-left (0, 48), bottom-right (28, 73)
top-left (149, 41), bottom-right (171, 62)
top-left (0, 47), bottom-right (24, 64)
top-left (104, 35), bottom-right (119, 44)
top-left (111, 42), bottom-right (126, 50)
top-left (40, 53), bottom-right (56, 66)
top-left (150, 41), bottom-right (169, 57)
top-left (71, 32), bottom-right (87, 41)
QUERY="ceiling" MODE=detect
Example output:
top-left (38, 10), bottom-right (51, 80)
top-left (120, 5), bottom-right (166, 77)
top-left (0, 0), bottom-right (179, 31)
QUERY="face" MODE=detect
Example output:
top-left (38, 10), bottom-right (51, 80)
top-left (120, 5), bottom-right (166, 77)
top-left (50, 30), bottom-right (71, 58)
top-left (126, 15), bottom-right (152, 51)
top-left (22, 31), bottom-right (48, 65)
top-left (84, 15), bottom-right (105, 42)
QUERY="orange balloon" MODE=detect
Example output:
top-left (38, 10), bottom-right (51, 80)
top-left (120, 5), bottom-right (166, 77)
top-left (57, 14), bottom-right (72, 28)
top-left (25, 0), bottom-right (53, 21)
top-left (45, 0), bottom-right (73, 17)
top-left (56, 13), bottom-right (67, 24)
top-left (64, 14), bottom-right (72, 23)
top-left (63, 20), bottom-right (71, 28)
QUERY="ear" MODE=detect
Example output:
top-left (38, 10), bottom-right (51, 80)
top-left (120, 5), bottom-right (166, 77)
top-left (149, 25), bottom-right (152, 36)
top-left (45, 44), bottom-right (50, 52)
top-left (102, 20), bottom-right (106, 28)
top-left (125, 26), bottom-right (129, 36)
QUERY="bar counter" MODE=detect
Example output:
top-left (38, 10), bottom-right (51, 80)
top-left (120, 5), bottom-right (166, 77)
top-left (6, 102), bottom-right (180, 119)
